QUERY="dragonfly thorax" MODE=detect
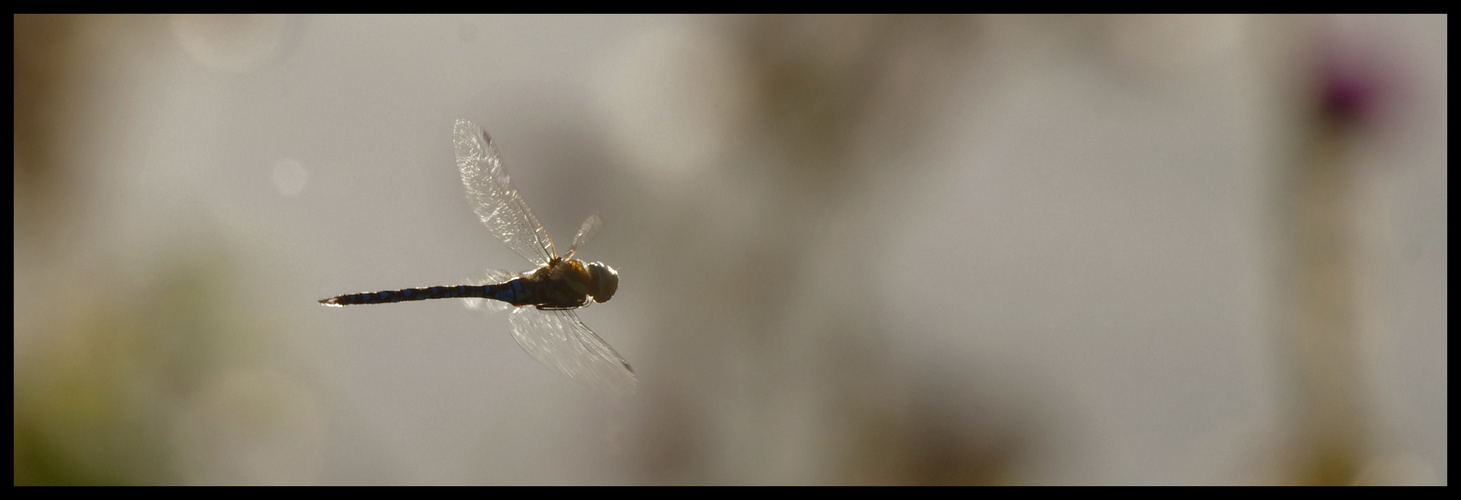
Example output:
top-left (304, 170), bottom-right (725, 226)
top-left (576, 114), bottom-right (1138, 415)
top-left (528, 258), bottom-right (618, 308)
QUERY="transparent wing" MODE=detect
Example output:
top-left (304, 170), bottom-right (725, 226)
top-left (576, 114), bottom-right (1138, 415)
top-left (508, 307), bottom-right (636, 394)
top-left (454, 119), bottom-right (556, 267)
top-left (561, 214), bottom-right (601, 261)
top-left (463, 269), bottom-right (520, 313)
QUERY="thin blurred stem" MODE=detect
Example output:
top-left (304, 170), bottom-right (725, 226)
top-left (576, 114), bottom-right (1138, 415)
top-left (1276, 98), bottom-right (1371, 486)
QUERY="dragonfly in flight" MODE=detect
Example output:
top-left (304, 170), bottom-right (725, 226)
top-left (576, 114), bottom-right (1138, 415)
top-left (320, 119), bottom-right (634, 393)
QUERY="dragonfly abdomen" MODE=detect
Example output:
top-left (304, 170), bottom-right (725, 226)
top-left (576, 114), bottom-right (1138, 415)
top-left (319, 279), bottom-right (538, 307)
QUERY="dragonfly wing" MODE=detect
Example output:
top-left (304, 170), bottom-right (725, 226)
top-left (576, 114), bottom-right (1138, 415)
top-left (463, 269), bottom-right (520, 313)
top-left (454, 119), bottom-right (556, 267)
top-left (562, 214), bottom-right (601, 261)
top-left (508, 307), bottom-right (636, 393)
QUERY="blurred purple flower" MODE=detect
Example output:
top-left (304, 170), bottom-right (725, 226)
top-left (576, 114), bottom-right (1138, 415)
top-left (1318, 44), bottom-right (1386, 128)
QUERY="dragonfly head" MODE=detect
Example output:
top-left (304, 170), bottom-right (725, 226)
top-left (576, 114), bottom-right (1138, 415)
top-left (586, 262), bottom-right (619, 303)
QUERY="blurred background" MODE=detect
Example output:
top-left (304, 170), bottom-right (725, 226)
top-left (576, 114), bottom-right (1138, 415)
top-left (12, 14), bottom-right (1446, 485)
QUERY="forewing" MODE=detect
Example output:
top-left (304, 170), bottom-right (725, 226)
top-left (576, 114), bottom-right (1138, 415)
top-left (454, 119), bottom-right (556, 267)
top-left (463, 269), bottom-right (519, 313)
top-left (508, 307), bottom-right (636, 393)
top-left (562, 214), bottom-right (602, 261)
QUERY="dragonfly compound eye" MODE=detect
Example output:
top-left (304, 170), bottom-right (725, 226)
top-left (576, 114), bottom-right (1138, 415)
top-left (588, 262), bottom-right (618, 303)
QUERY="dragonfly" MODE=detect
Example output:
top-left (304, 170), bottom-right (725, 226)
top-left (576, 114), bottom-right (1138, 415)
top-left (319, 119), bottom-right (634, 393)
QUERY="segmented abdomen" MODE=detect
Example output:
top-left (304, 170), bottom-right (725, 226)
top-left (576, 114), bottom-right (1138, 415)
top-left (319, 280), bottom-right (533, 307)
